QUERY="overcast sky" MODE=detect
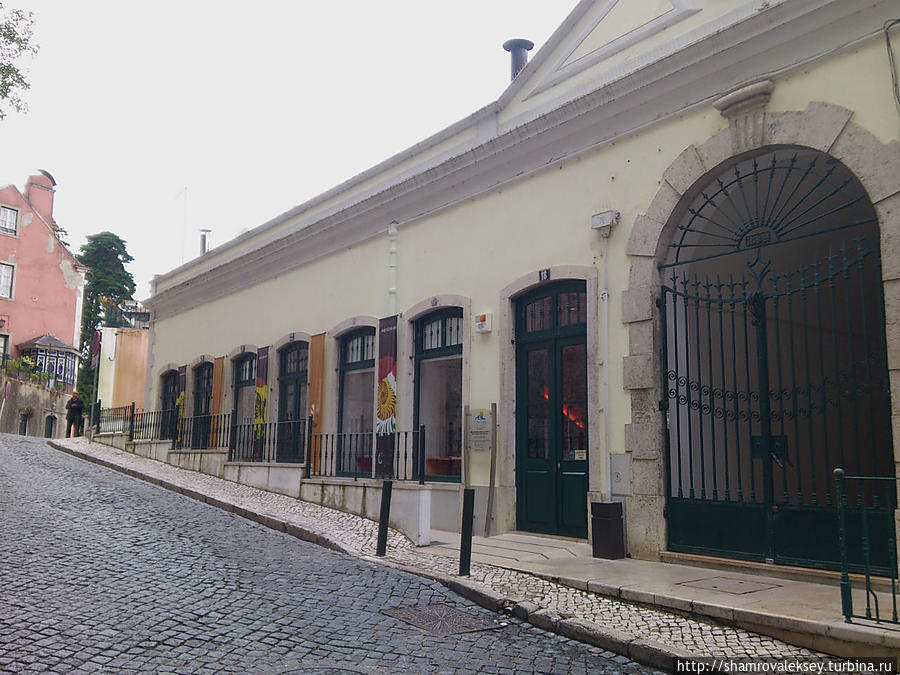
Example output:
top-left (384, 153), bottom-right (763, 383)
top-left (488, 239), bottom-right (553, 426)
top-left (2, 1), bottom-right (577, 298)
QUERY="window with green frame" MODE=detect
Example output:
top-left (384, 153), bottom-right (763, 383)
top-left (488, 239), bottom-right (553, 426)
top-left (278, 341), bottom-right (308, 423)
top-left (414, 308), bottom-right (463, 481)
top-left (338, 329), bottom-right (375, 435)
top-left (233, 353), bottom-right (256, 424)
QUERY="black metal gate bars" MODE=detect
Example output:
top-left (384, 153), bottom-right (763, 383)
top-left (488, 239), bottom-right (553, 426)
top-left (660, 148), bottom-right (895, 572)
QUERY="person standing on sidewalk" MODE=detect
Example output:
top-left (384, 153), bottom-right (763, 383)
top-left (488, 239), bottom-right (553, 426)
top-left (65, 391), bottom-right (84, 438)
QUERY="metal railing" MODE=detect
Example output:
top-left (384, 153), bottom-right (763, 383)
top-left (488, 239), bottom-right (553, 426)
top-left (306, 426), bottom-right (426, 482)
top-left (131, 408), bottom-right (177, 442)
top-left (174, 412), bottom-right (231, 451)
top-left (228, 417), bottom-right (308, 463)
top-left (306, 431), bottom-right (375, 479)
top-left (96, 404), bottom-right (431, 483)
top-left (98, 404), bottom-right (133, 434)
top-left (835, 468), bottom-right (899, 624)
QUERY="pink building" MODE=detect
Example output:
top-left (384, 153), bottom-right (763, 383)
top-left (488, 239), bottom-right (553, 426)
top-left (0, 171), bottom-right (87, 390)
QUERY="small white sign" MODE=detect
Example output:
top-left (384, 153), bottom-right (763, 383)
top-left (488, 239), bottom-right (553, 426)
top-left (466, 407), bottom-right (494, 453)
top-left (474, 312), bottom-right (492, 333)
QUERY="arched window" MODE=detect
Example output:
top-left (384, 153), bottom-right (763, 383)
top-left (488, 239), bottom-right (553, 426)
top-left (276, 341), bottom-right (308, 462)
top-left (337, 328), bottom-right (375, 474)
top-left (414, 308), bottom-right (463, 481)
top-left (160, 370), bottom-right (179, 440)
top-left (232, 353), bottom-right (256, 424)
top-left (44, 415), bottom-right (56, 438)
top-left (192, 362), bottom-right (214, 448)
top-left (231, 353), bottom-right (258, 461)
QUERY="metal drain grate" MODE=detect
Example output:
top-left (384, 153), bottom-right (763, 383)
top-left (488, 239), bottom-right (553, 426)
top-left (381, 603), bottom-right (505, 635)
top-left (279, 668), bottom-right (368, 674)
top-left (677, 576), bottom-right (782, 595)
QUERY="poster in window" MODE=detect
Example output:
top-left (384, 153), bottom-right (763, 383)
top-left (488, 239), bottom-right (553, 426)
top-left (255, 347), bottom-right (269, 440)
top-left (375, 316), bottom-right (397, 478)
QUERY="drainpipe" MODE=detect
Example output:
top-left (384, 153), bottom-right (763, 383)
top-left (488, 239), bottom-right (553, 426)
top-left (388, 221), bottom-right (398, 315)
top-left (592, 211), bottom-right (619, 499)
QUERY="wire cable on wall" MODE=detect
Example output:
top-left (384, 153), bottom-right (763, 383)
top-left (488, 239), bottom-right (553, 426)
top-left (886, 19), bottom-right (900, 120)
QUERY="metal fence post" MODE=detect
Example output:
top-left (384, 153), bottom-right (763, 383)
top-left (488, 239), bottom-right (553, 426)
top-left (834, 468), bottom-right (853, 622)
top-left (229, 413), bottom-right (237, 461)
top-left (128, 402), bottom-right (135, 442)
top-left (305, 415), bottom-right (313, 478)
top-left (459, 488), bottom-right (475, 576)
top-left (376, 480), bottom-right (393, 557)
top-left (418, 424), bottom-right (426, 486)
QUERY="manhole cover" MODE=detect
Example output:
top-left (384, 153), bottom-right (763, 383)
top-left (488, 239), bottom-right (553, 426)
top-left (677, 576), bottom-right (781, 594)
top-left (381, 603), bottom-right (504, 635)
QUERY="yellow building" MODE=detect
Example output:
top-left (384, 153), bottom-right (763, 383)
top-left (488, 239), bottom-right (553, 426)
top-left (144, 0), bottom-right (900, 570)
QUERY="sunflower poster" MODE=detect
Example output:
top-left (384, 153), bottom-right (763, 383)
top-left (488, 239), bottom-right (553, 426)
top-left (375, 316), bottom-right (397, 478)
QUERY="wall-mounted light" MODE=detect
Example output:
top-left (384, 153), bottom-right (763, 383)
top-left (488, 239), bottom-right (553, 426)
top-left (591, 210), bottom-right (620, 238)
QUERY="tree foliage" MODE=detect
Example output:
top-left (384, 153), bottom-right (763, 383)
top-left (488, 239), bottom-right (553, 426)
top-left (0, 2), bottom-right (37, 119)
top-left (76, 232), bottom-right (136, 400)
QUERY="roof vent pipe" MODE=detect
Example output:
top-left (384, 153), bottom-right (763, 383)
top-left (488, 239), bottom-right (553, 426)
top-left (503, 38), bottom-right (534, 81)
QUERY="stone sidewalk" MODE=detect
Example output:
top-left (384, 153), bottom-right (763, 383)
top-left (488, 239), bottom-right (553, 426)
top-left (48, 437), bottom-right (840, 669)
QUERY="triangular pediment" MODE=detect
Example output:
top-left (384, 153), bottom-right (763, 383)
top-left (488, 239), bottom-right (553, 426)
top-left (497, 0), bottom-right (756, 127)
top-left (539, 0), bottom-right (699, 96)
top-left (562, 0), bottom-right (689, 70)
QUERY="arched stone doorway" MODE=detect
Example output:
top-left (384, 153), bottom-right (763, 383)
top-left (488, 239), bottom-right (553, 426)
top-left (622, 102), bottom-right (900, 565)
top-left (659, 146), bottom-right (892, 570)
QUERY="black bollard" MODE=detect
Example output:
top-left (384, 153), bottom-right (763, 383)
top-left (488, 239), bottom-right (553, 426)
top-left (459, 488), bottom-right (475, 576)
top-left (376, 480), bottom-right (393, 557)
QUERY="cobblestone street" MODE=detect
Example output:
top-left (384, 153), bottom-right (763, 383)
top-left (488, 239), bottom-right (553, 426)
top-left (0, 435), bottom-right (657, 674)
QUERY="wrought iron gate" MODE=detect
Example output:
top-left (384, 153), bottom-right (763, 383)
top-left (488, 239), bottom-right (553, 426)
top-left (660, 148), bottom-right (895, 572)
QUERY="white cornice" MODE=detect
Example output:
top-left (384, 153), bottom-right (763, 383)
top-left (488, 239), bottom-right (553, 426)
top-left (146, 0), bottom-right (896, 321)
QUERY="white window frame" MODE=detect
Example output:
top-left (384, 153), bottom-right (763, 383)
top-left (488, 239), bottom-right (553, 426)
top-left (0, 263), bottom-right (14, 299)
top-left (0, 206), bottom-right (17, 236)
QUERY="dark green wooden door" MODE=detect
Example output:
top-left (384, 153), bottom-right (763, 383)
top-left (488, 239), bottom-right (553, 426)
top-left (516, 282), bottom-right (588, 539)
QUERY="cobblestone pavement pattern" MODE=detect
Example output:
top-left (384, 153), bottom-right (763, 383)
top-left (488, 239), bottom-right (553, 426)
top-left (0, 435), bottom-right (659, 674)
top-left (49, 436), bottom-right (831, 662)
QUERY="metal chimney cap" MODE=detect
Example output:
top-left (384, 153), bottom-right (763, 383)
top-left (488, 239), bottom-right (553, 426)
top-left (503, 38), bottom-right (534, 52)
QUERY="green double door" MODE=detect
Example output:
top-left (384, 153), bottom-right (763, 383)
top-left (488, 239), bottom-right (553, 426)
top-left (515, 282), bottom-right (589, 539)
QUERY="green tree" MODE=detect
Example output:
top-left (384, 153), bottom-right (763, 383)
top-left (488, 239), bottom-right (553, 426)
top-left (76, 232), bottom-right (136, 401)
top-left (0, 3), bottom-right (37, 119)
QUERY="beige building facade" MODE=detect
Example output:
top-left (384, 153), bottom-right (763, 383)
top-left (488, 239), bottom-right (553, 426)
top-left (145, 0), bottom-right (900, 569)
top-left (97, 326), bottom-right (149, 410)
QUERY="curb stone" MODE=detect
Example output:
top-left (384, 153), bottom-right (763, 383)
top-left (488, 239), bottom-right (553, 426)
top-left (558, 618), bottom-right (644, 657)
top-left (445, 577), bottom-right (509, 613)
top-left (513, 601), bottom-right (540, 620)
top-left (528, 608), bottom-right (561, 632)
top-left (630, 638), bottom-right (697, 671)
top-left (45, 440), bottom-right (722, 672)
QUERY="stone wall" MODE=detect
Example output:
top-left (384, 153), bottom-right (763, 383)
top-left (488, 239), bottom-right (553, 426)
top-left (0, 373), bottom-right (70, 438)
